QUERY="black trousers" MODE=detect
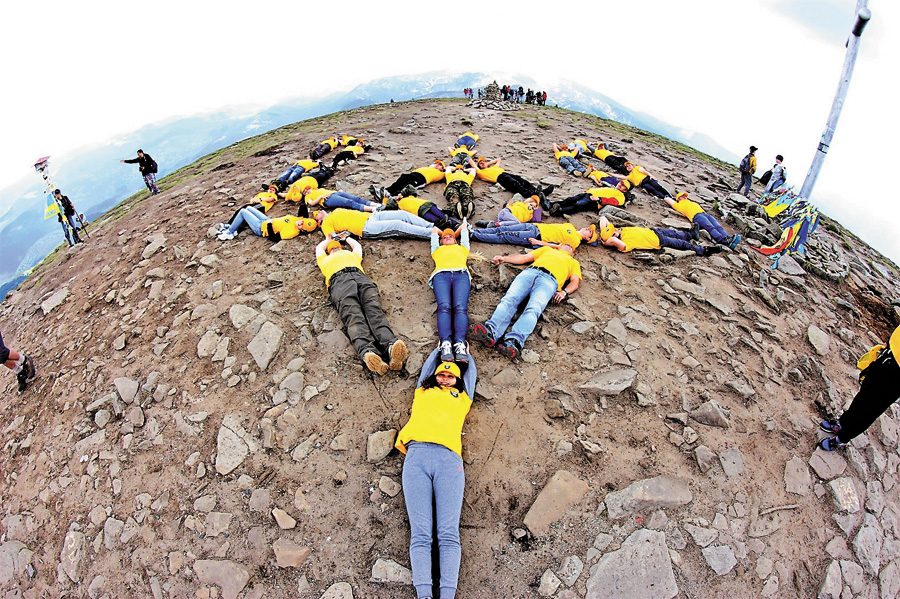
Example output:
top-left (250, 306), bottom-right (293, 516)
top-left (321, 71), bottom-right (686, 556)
top-left (386, 172), bottom-right (428, 196)
top-left (310, 143), bottom-right (333, 160)
top-left (603, 155), bottom-right (628, 175)
top-left (497, 172), bottom-right (540, 198)
top-left (328, 270), bottom-right (397, 360)
top-left (838, 351), bottom-right (900, 443)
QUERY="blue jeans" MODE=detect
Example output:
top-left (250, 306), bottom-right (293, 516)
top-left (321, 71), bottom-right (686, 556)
top-left (362, 211), bottom-right (432, 239)
top-left (432, 271), bottom-right (471, 343)
top-left (470, 223), bottom-right (539, 246)
top-left (323, 191), bottom-right (378, 211)
top-left (277, 164), bottom-right (307, 185)
top-left (651, 228), bottom-right (701, 254)
top-left (227, 206), bottom-right (266, 236)
top-left (403, 442), bottom-right (465, 599)
top-left (457, 136), bottom-right (476, 150)
top-left (485, 268), bottom-right (557, 346)
top-left (693, 213), bottom-right (729, 244)
top-left (737, 172), bottom-right (752, 196)
top-left (558, 156), bottom-right (586, 175)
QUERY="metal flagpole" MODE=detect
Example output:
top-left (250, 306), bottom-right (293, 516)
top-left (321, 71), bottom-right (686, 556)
top-left (798, 1), bottom-right (871, 200)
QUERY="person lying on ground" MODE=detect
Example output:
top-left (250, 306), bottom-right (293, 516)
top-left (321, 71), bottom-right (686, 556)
top-left (383, 193), bottom-right (459, 230)
top-left (469, 221), bottom-right (599, 250)
top-left (331, 142), bottom-right (373, 169)
top-left (662, 192), bottom-right (741, 249)
top-left (268, 159), bottom-right (321, 192)
top-left (217, 206), bottom-right (319, 241)
top-left (596, 216), bottom-right (720, 256)
top-left (309, 135), bottom-right (341, 160)
top-left (430, 224), bottom-right (472, 364)
top-left (300, 187), bottom-right (383, 213)
top-left (443, 165), bottom-right (478, 220)
top-left (447, 144), bottom-right (477, 167)
top-left (220, 187), bottom-right (282, 234)
top-left (315, 207), bottom-right (433, 240)
top-left (553, 144), bottom-right (594, 178)
top-left (470, 244), bottom-right (581, 360)
top-left (475, 195), bottom-right (542, 227)
top-left (548, 186), bottom-right (628, 216)
top-left (454, 131), bottom-right (479, 150)
top-left (587, 142), bottom-right (629, 174)
top-left (471, 157), bottom-right (555, 205)
top-left (315, 234), bottom-right (408, 375)
top-left (623, 162), bottom-right (673, 199)
top-left (372, 160), bottom-right (446, 200)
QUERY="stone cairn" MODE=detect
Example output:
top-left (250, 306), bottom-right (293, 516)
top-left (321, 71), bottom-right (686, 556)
top-left (467, 80), bottom-right (521, 111)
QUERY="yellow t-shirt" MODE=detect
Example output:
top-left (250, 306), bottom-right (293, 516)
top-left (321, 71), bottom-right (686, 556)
top-left (531, 246), bottom-right (582, 290)
top-left (619, 227), bottom-right (661, 252)
top-left (253, 191), bottom-right (279, 212)
top-left (449, 147), bottom-right (475, 157)
top-left (626, 166), bottom-right (649, 186)
top-left (457, 131), bottom-right (479, 145)
top-left (555, 149), bottom-right (577, 161)
top-left (305, 188), bottom-right (334, 206)
top-left (395, 386), bottom-right (472, 457)
top-left (572, 139), bottom-right (588, 152)
top-left (321, 137), bottom-right (339, 149)
top-left (536, 223), bottom-right (583, 249)
top-left (397, 196), bottom-right (428, 214)
top-left (285, 176), bottom-right (319, 202)
top-left (476, 166), bottom-right (505, 183)
top-left (593, 147), bottom-right (613, 161)
top-left (671, 198), bottom-right (705, 221)
top-left (587, 188), bottom-right (626, 207)
top-left (890, 325), bottom-right (900, 356)
top-left (508, 201), bottom-right (535, 223)
top-left (293, 159), bottom-right (318, 170)
top-left (343, 145), bottom-right (365, 156)
top-left (431, 244), bottom-right (470, 277)
top-left (316, 250), bottom-right (364, 288)
top-left (262, 216), bottom-right (304, 241)
top-left (444, 169), bottom-right (475, 187)
top-left (414, 166), bottom-right (445, 184)
top-left (320, 209), bottom-right (370, 237)
top-left (341, 135), bottom-right (362, 146)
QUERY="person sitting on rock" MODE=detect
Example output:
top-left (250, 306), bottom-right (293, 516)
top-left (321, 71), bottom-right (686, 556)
top-left (315, 207), bottom-right (433, 240)
top-left (553, 144), bottom-right (594, 178)
top-left (820, 324), bottom-right (900, 451)
top-left (588, 142), bottom-right (629, 175)
top-left (548, 186), bottom-right (628, 216)
top-left (372, 160), bottom-right (446, 200)
top-left (596, 216), bottom-right (720, 256)
top-left (455, 131), bottom-right (479, 150)
top-left (662, 192), bottom-right (741, 250)
top-left (396, 350), bottom-right (476, 599)
top-left (470, 221), bottom-right (599, 250)
top-left (217, 206), bottom-right (318, 241)
top-left (315, 234), bottom-right (408, 375)
top-left (472, 157), bottom-right (555, 204)
top-left (470, 244), bottom-right (581, 360)
top-left (331, 142), bottom-right (373, 169)
top-left (475, 195), bottom-right (542, 228)
top-left (383, 193), bottom-right (459, 230)
top-left (309, 135), bottom-right (340, 160)
top-left (1, 331), bottom-right (36, 393)
top-left (443, 165), bottom-right (477, 220)
top-left (623, 162), bottom-right (673, 199)
top-left (430, 224), bottom-right (472, 364)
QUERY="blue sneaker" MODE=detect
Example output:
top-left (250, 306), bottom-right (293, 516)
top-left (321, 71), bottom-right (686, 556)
top-left (728, 234), bottom-right (742, 250)
top-left (820, 420), bottom-right (842, 434)
top-left (820, 436), bottom-right (846, 452)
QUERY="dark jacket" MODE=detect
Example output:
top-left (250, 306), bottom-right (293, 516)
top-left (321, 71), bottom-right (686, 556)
top-left (56, 194), bottom-right (75, 216)
top-left (124, 154), bottom-right (157, 175)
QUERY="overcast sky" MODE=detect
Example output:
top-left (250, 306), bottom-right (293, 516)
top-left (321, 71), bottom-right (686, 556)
top-left (2, 0), bottom-right (898, 264)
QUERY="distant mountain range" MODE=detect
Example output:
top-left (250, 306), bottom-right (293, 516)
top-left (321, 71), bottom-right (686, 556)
top-left (0, 72), bottom-right (738, 297)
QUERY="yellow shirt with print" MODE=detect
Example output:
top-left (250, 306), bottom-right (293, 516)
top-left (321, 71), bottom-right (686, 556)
top-left (444, 169), bottom-right (475, 187)
top-left (671, 198), bottom-right (705, 221)
top-left (555, 149), bottom-right (577, 161)
top-left (431, 244), bottom-right (470, 278)
top-left (536, 223), bottom-right (582, 249)
top-left (619, 227), bottom-right (661, 252)
top-left (414, 166), bottom-right (445, 184)
top-left (508, 201), bottom-right (535, 223)
top-left (253, 191), bottom-right (279, 212)
top-left (320, 209), bottom-right (370, 237)
top-left (262, 216), bottom-right (304, 241)
top-left (587, 187), bottom-right (626, 207)
top-left (316, 250), bottom-right (364, 288)
top-left (531, 246), bottom-right (582, 290)
top-left (396, 386), bottom-right (472, 457)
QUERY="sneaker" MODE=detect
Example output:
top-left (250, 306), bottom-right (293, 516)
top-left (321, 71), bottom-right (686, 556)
top-left (690, 223), bottom-right (701, 241)
top-left (388, 339), bottom-right (408, 371)
top-left (217, 231), bottom-right (235, 241)
top-left (583, 164), bottom-right (595, 177)
top-left (453, 342), bottom-right (469, 364)
top-left (820, 436), bottom-right (846, 452)
top-left (474, 220), bottom-right (491, 228)
top-left (216, 223), bottom-right (229, 233)
top-left (373, 205), bottom-right (385, 213)
top-left (363, 351), bottom-right (389, 376)
top-left (497, 339), bottom-right (521, 360)
top-left (368, 184), bottom-right (383, 201)
top-left (728, 234), bottom-right (742, 250)
top-left (820, 420), bottom-right (842, 434)
top-left (440, 340), bottom-right (454, 363)
top-left (470, 323), bottom-right (496, 348)
top-left (549, 202), bottom-right (563, 216)
top-left (16, 371), bottom-right (27, 393)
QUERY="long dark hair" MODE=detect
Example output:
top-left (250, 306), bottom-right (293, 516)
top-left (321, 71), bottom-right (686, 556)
top-left (420, 371), bottom-right (466, 392)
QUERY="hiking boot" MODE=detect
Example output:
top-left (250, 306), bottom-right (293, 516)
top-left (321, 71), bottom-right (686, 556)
top-left (453, 342), bottom-right (469, 364)
top-left (728, 234), bottom-right (742, 250)
top-left (820, 436), bottom-right (846, 452)
top-left (440, 340), bottom-right (454, 363)
top-left (400, 184), bottom-right (419, 197)
top-left (363, 352), bottom-right (389, 376)
top-left (690, 223), bottom-right (701, 241)
top-left (820, 420), bottom-right (842, 434)
top-left (217, 231), bottom-right (236, 241)
top-left (23, 355), bottom-right (36, 383)
top-left (497, 338), bottom-right (521, 360)
top-left (474, 220), bottom-right (492, 228)
top-left (16, 371), bottom-right (27, 393)
top-left (388, 340), bottom-right (408, 371)
top-left (368, 184), bottom-right (383, 201)
top-left (542, 184), bottom-right (556, 197)
top-left (702, 246), bottom-right (723, 256)
top-left (470, 323), bottom-right (496, 348)
top-left (549, 202), bottom-right (563, 216)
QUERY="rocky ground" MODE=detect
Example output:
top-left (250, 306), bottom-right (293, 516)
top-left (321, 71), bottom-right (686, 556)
top-left (2, 98), bottom-right (900, 599)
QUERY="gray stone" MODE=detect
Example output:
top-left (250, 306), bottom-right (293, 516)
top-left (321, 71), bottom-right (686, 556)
top-left (809, 448), bottom-right (847, 480)
top-left (879, 560), bottom-right (900, 599)
top-left (292, 434), bottom-right (318, 461)
top-left (197, 330), bottom-right (219, 358)
top-left (585, 529), bottom-right (678, 599)
top-left (370, 558), bottom-right (412, 584)
top-left (684, 523), bottom-right (718, 547)
top-left (689, 401), bottom-right (730, 428)
top-left (669, 277), bottom-right (705, 296)
top-left (379, 476), bottom-right (402, 497)
top-left (272, 539), bottom-right (310, 568)
top-left (695, 445), bottom-right (718, 473)
top-left (828, 477), bottom-right (861, 513)
top-left (193, 560), bottom-right (251, 599)
top-left (215, 418), bottom-right (250, 475)
top-left (0, 541), bottom-right (33, 586)
top-left (114, 377), bottom-right (139, 403)
top-left (59, 529), bottom-right (86, 582)
top-left (852, 514), bottom-right (883, 576)
top-left (249, 488), bottom-right (271, 512)
top-left (41, 287), bottom-right (70, 315)
top-left (604, 318), bottom-right (628, 344)
top-left (320, 581), bottom-right (354, 599)
top-left (604, 476), bottom-right (692, 520)
top-left (205, 512), bottom-right (233, 537)
top-left (776, 254), bottom-right (806, 276)
top-left (194, 495), bottom-right (216, 512)
top-left (718, 447), bottom-right (746, 477)
top-left (538, 569), bottom-right (562, 596)
top-left (819, 560), bottom-right (842, 599)
top-left (702, 545), bottom-right (737, 575)
top-left (280, 372), bottom-right (305, 394)
top-left (272, 508), bottom-right (297, 530)
top-left (248, 321), bottom-right (284, 370)
top-left (367, 429), bottom-right (397, 463)
top-left (784, 456), bottom-right (812, 495)
top-left (580, 369), bottom-right (637, 397)
top-left (142, 235), bottom-right (166, 260)
top-left (556, 555), bottom-right (584, 587)
top-left (840, 560), bottom-right (866, 594)
top-left (229, 305), bottom-right (262, 329)
top-left (524, 470), bottom-right (590, 536)
top-left (87, 574), bottom-right (107, 599)
top-left (808, 325), bottom-right (831, 356)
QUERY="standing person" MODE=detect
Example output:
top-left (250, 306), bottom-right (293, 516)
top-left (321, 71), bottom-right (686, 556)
top-left (471, 244), bottom-right (582, 359)
top-left (1, 332), bottom-right (36, 393)
top-left (315, 234), bottom-right (408, 375)
top-left (53, 189), bottom-right (83, 246)
top-left (765, 155), bottom-right (787, 193)
top-left (542, 91), bottom-right (547, 105)
top-left (396, 349), bottom-right (477, 599)
top-left (736, 146), bottom-right (758, 197)
top-left (820, 325), bottom-right (900, 451)
top-left (430, 224), bottom-right (472, 364)
top-left (120, 149), bottom-right (160, 195)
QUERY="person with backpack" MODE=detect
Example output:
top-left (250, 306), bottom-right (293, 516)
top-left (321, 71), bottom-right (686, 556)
top-left (820, 325), bottom-right (900, 451)
top-left (764, 155), bottom-right (787, 194)
top-left (120, 149), bottom-right (160, 195)
top-left (736, 146), bottom-right (757, 197)
top-left (53, 189), bottom-right (83, 246)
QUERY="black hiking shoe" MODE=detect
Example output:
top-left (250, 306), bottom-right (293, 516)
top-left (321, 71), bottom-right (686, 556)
top-left (549, 203), bottom-right (563, 216)
top-left (542, 184), bottom-right (555, 197)
top-left (497, 338), bottom-right (521, 361)
top-left (690, 223), bottom-right (701, 241)
top-left (470, 323), bottom-right (496, 348)
top-left (702, 246), bottom-right (723, 256)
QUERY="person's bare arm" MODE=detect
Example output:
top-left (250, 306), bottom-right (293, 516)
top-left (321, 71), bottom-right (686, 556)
top-left (492, 252), bottom-right (535, 266)
top-left (315, 237), bottom-right (330, 258)
top-left (604, 237), bottom-right (627, 252)
top-left (553, 276), bottom-right (581, 304)
top-left (347, 236), bottom-right (363, 257)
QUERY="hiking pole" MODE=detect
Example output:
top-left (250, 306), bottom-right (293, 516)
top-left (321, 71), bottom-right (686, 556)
top-left (76, 213), bottom-right (90, 238)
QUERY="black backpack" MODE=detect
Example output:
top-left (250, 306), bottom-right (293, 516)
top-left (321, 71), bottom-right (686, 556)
top-left (149, 159), bottom-right (159, 174)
